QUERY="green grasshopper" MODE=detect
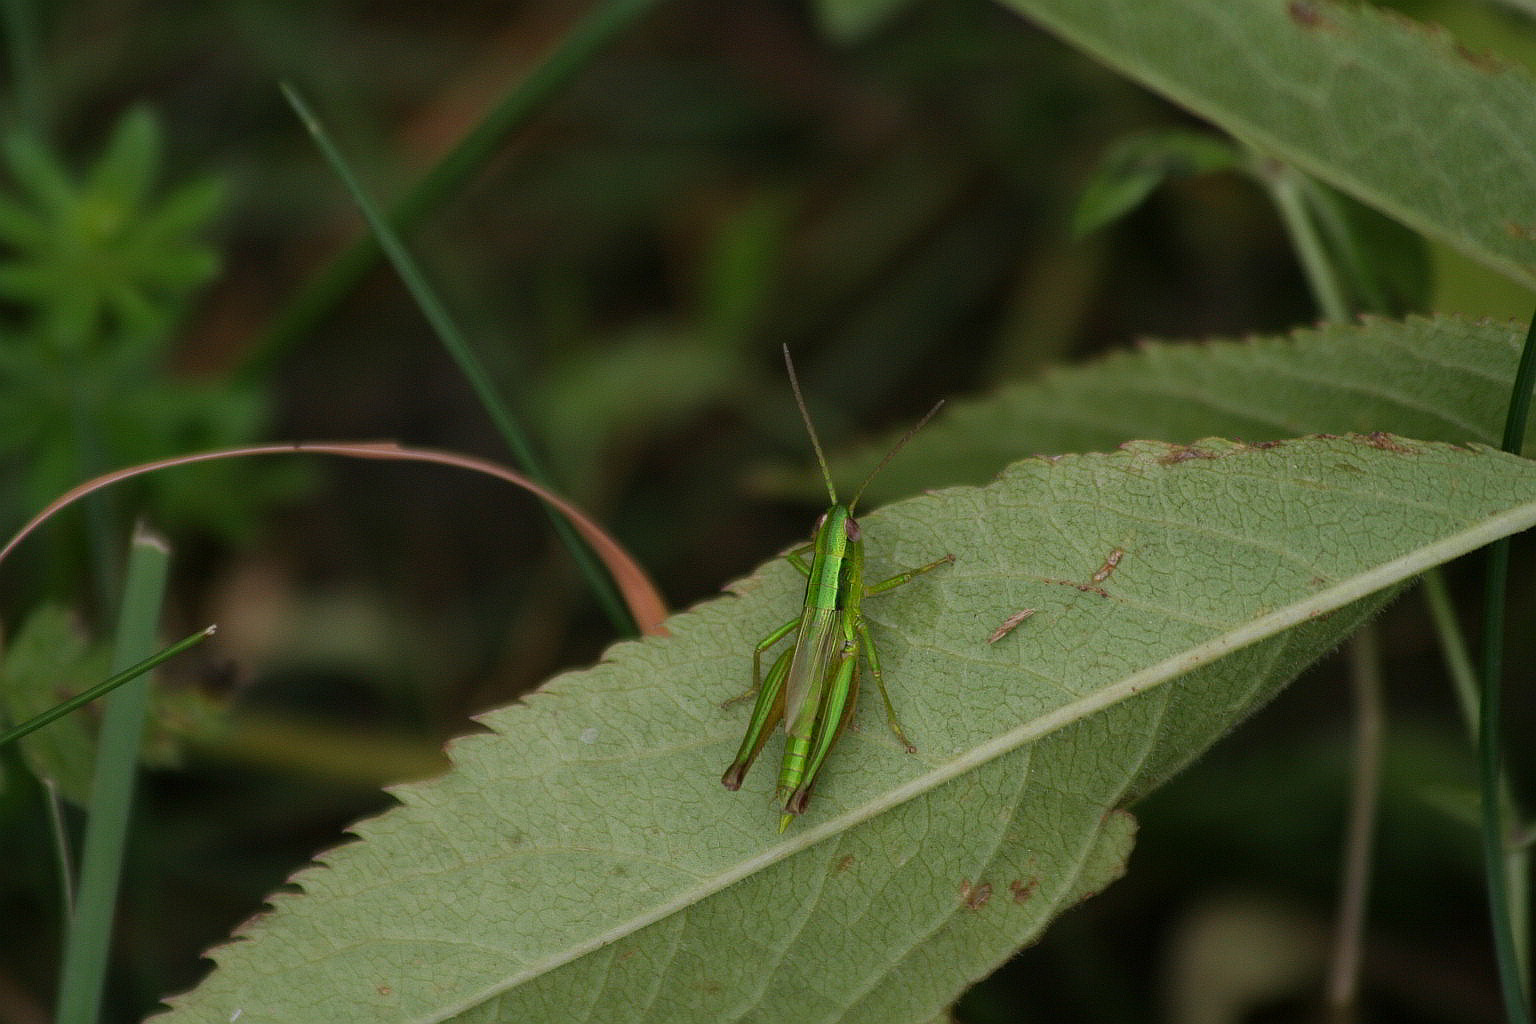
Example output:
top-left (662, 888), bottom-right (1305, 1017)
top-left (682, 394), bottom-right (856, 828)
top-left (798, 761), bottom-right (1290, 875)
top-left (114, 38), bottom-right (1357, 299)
top-left (722, 347), bottom-right (953, 831)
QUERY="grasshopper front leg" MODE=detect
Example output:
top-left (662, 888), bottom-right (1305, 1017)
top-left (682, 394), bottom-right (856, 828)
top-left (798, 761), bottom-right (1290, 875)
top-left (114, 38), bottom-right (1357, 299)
top-left (864, 553), bottom-right (954, 597)
top-left (721, 615), bottom-right (799, 709)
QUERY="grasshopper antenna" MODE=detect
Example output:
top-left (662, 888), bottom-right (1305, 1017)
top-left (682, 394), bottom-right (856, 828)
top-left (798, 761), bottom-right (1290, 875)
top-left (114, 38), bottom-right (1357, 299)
top-left (848, 397), bottom-right (944, 515)
top-left (783, 345), bottom-right (839, 506)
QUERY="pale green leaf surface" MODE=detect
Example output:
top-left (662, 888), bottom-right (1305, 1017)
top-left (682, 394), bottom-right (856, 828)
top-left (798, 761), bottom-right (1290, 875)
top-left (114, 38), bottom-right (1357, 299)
top-left (993, 0), bottom-right (1536, 285)
top-left (157, 435), bottom-right (1536, 1024)
top-left (835, 315), bottom-right (1529, 504)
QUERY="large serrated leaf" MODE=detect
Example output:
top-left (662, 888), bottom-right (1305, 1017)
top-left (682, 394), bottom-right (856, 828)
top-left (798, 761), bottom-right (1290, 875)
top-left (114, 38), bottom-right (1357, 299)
top-left (834, 314), bottom-right (1530, 504)
top-left (157, 435), bottom-right (1536, 1024)
top-left (990, 0), bottom-right (1536, 286)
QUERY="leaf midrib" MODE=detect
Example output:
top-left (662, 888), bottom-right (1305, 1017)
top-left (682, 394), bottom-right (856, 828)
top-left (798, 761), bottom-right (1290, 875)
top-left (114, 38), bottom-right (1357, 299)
top-left (456, 481), bottom-right (1536, 1013)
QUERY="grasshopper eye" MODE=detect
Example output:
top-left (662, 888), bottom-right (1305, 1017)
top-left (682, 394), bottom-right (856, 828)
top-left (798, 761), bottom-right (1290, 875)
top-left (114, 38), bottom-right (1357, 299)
top-left (845, 518), bottom-right (861, 541)
top-left (812, 511), bottom-right (827, 535)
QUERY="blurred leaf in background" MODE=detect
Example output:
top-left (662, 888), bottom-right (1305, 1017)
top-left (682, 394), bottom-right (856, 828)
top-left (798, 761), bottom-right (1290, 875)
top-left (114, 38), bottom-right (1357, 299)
top-left (0, 604), bottom-right (219, 803)
top-left (0, 604), bottom-right (108, 801)
top-left (1071, 129), bottom-right (1242, 239)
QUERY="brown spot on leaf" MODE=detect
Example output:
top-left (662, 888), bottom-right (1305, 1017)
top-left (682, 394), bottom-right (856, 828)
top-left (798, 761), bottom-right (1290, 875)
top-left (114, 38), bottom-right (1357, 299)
top-left (1287, 0), bottom-right (1328, 29)
top-left (960, 879), bottom-right (993, 910)
top-left (1009, 878), bottom-right (1039, 903)
top-left (1363, 431), bottom-right (1414, 453)
top-left (1456, 44), bottom-right (1508, 74)
top-left (1044, 578), bottom-right (1109, 598)
top-left (1158, 445), bottom-right (1221, 466)
top-left (1092, 548), bottom-right (1125, 584)
top-left (987, 608), bottom-right (1037, 644)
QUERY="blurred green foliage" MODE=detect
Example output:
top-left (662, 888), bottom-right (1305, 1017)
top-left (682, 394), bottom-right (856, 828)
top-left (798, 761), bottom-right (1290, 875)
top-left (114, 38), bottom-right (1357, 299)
top-left (1071, 129), bottom-right (1243, 239)
top-left (0, 108), bottom-right (219, 346)
top-left (0, 107), bottom-right (286, 589)
top-left (0, 1), bottom-right (1528, 1022)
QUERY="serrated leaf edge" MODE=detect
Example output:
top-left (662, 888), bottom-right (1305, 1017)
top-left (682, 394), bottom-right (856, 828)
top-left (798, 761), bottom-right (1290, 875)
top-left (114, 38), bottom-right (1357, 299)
top-left (461, 442), bottom-right (1536, 1007)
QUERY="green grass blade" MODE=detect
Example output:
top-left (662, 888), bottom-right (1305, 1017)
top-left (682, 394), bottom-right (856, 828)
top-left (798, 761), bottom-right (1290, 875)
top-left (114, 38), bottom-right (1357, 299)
top-left (241, 0), bottom-right (666, 381)
top-left (1421, 569), bottom-right (1479, 737)
top-left (55, 527), bottom-right (173, 1024)
top-left (281, 84), bottom-right (636, 636)
top-left (1262, 161), bottom-right (1351, 323)
top-left (43, 778), bottom-right (74, 923)
top-left (0, 626), bottom-right (213, 748)
top-left (1479, 308), bottom-right (1536, 1021)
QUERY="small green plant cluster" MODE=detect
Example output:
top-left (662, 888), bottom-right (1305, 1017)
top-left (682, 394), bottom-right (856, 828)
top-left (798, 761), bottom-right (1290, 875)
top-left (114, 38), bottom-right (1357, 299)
top-left (0, 107), bottom-right (219, 348)
top-left (0, 107), bottom-right (276, 566)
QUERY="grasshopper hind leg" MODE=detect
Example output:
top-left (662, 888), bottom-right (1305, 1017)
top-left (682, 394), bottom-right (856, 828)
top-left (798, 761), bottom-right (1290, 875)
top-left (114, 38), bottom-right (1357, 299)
top-left (721, 645), bottom-right (792, 790)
